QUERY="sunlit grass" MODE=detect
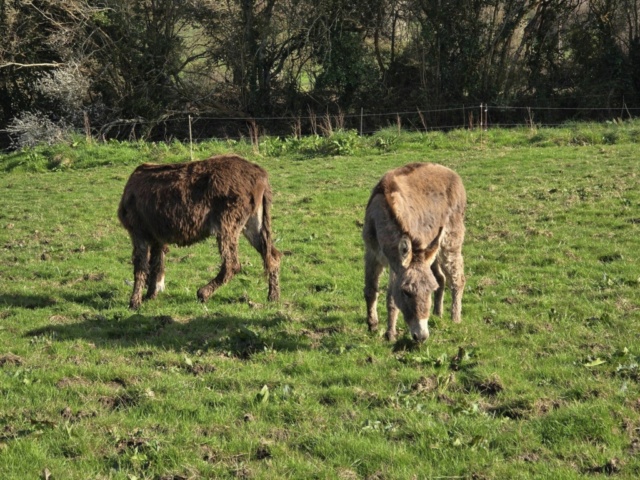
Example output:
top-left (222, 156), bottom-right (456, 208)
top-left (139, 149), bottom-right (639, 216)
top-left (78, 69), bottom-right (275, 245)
top-left (0, 122), bottom-right (639, 478)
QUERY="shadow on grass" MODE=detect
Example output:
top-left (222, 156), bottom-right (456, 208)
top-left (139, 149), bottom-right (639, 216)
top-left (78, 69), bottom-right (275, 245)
top-left (0, 294), bottom-right (57, 309)
top-left (25, 312), bottom-right (309, 358)
top-left (392, 337), bottom-right (422, 353)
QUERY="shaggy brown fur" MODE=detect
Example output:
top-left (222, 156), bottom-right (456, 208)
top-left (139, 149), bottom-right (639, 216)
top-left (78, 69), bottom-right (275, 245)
top-left (362, 162), bottom-right (466, 342)
top-left (118, 154), bottom-right (282, 309)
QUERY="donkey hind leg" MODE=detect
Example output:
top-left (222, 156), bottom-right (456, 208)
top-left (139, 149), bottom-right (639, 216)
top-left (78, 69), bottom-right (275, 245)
top-left (130, 239), bottom-right (150, 310)
top-left (243, 210), bottom-right (281, 301)
top-left (364, 248), bottom-right (384, 334)
top-left (197, 231), bottom-right (242, 303)
top-left (431, 260), bottom-right (446, 316)
top-left (385, 269), bottom-right (400, 341)
top-left (146, 243), bottom-right (167, 300)
top-left (441, 249), bottom-right (465, 324)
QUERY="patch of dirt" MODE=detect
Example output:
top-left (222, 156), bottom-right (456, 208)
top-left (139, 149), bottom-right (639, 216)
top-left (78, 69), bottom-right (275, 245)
top-left (475, 277), bottom-right (496, 292)
top-left (230, 464), bottom-right (252, 479)
top-left (470, 473), bottom-right (490, 480)
top-left (340, 410), bottom-right (358, 422)
top-left (197, 425), bottom-right (232, 440)
top-left (616, 297), bottom-right (639, 314)
top-left (437, 394), bottom-right (456, 406)
top-left (411, 375), bottom-right (438, 394)
top-left (599, 253), bottom-right (623, 264)
top-left (83, 272), bottom-right (105, 281)
top-left (266, 428), bottom-right (289, 442)
top-left (319, 395), bottom-right (337, 406)
top-left (106, 377), bottom-right (128, 389)
top-left (517, 452), bottom-right (540, 463)
top-left (470, 375), bottom-right (504, 397)
top-left (115, 432), bottom-right (151, 453)
top-left (353, 387), bottom-right (388, 408)
top-left (185, 363), bottom-right (216, 376)
top-left (0, 425), bottom-right (18, 441)
top-left (584, 458), bottom-right (623, 475)
top-left (99, 391), bottom-right (141, 410)
top-left (629, 438), bottom-right (640, 455)
top-left (242, 413), bottom-right (255, 423)
top-left (487, 399), bottom-right (531, 419)
top-left (254, 444), bottom-right (271, 460)
top-left (364, 471), bottom-right (386, 480)
top-left (61, 273), bottom-right (105, 286)
top-left (337, 468), bottom-right (359, 480)
top-left (0, 353), bottom-right (23, 367)
top-left (301, 325), bottom-right (343, 348)
top-left (533, 398), bottom-right (563, 415)
top-left (60, 406), bottom-right (96, 422)
top-left (56, 376), bottom-right (91, 388)
top-left (564, 250), bottom-right (580, 261)
top-left (525, 226), bottom-right (553, 237)
top-left (202, 445), bottom-right (219, 464)
top-left (517, 284), bottom-right (543, 296)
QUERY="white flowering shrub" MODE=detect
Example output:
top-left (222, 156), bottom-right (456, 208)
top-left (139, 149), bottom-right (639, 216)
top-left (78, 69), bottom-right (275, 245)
top-left (6, 111), bottom-right (73, 149)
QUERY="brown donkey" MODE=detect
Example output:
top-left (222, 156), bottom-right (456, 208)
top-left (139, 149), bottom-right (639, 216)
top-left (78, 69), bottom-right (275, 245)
top-left (362, 162), bottom-right (466, 342)
top-left (118, 154), bottom-right (281, 309)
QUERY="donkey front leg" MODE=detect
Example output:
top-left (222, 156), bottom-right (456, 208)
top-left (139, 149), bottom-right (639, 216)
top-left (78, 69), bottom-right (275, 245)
top-left (385, 270), bottom-right (400, 342)
top-left (364, 249), bottom-right (384, 334)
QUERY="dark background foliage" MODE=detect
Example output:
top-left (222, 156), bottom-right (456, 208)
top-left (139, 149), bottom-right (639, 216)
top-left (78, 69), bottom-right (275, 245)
top-left (1, 0), bottom-right (640, 147)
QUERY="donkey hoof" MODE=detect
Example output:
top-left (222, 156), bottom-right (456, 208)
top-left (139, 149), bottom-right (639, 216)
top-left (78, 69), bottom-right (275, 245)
top-left (197, 287), bottom-right (211, 303)
top-left (267, 289), bottom-right (280, 302)
top-left (129, 299), bottom-right (142, 310)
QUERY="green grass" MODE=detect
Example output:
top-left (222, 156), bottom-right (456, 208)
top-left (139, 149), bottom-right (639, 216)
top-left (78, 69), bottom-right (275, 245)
top-left (1, 123), bottom-right (639, 479)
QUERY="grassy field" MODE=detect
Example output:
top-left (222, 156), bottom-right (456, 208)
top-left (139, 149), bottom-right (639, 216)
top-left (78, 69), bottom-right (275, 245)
top-left (0, 123), bottom-right (639, 479)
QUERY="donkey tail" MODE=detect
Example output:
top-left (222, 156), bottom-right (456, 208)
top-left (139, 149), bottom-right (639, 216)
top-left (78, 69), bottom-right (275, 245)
top-left (260, 183), bottom-right (282, 273)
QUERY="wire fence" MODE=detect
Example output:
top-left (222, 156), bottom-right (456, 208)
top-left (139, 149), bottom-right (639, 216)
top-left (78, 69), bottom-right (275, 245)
top-left (94, 103), bottom-right (640, 144)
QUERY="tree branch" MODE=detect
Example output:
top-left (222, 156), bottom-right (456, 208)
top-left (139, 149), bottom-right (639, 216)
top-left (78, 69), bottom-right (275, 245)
top-left (0, 62), bottom-right (65, 70)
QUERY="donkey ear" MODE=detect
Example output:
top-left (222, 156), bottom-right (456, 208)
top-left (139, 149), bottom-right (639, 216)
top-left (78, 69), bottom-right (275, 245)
top-left (424, 227), bottom-right (444, 266)
top-left (398, 236), bottom-right (412, 267)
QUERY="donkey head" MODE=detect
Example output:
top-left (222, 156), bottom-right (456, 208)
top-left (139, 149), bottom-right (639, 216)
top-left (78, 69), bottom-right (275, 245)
top-left (392, 228), bottom-right (443, 342)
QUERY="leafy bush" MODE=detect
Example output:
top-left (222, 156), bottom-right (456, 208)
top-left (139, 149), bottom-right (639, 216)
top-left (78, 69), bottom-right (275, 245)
top-left (261, 131), bottom-right (363, 158)
top-left (318, 129), bottom-right (361, 156)
top-left (371, 128), bottom-right (400, 152)
top-left (261, 136), bottom-right (309, 157)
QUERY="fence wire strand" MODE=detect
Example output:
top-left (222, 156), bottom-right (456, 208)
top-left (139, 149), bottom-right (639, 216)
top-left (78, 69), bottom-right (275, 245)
top-left (90, 103), bottom-right (639, 143)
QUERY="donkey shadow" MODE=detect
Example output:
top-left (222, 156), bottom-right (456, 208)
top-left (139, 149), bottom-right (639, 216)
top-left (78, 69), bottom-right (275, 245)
top-left (0, 294), bottom-right (57, 309)
top-left (26, 311), bottom-right (309, 358)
